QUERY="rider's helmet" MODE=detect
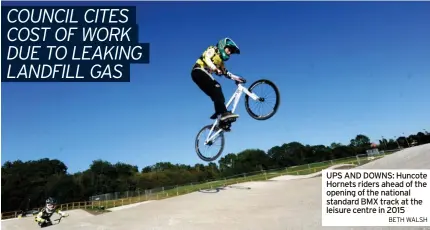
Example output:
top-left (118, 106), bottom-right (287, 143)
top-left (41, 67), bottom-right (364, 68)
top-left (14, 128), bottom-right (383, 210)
top-left (217, 37), bottom-right (240, 61)
top-left (45, 197), bottom-right (57, 213)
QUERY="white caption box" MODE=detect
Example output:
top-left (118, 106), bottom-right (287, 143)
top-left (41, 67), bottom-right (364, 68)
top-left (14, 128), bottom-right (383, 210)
top-left (322, 169), bottom-right (430, 227)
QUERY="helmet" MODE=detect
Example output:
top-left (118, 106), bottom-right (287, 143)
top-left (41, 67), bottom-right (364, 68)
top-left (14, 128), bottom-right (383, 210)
top-left (217, 37), bottom-right (240, 61)
top-left (45, 197), bottom-right (57, 212)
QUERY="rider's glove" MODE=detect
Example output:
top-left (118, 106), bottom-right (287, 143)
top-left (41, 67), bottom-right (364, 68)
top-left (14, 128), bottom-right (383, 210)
top-left (214, 69), bottom-right (223, 76)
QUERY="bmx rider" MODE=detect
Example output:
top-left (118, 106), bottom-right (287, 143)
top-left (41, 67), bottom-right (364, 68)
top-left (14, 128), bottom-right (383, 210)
top-left (34, 197), bottom-right (69, 228)
top-left (191, 37), bottom-right (245, 124)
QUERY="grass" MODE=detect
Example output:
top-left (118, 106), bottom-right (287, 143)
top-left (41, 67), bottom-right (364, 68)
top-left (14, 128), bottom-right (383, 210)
top-left (1, 154), bottom-right (389, 219)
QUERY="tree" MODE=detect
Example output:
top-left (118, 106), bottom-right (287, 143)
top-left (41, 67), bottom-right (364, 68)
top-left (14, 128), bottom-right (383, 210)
top-left (330, 142), bottom-right (343, 149)
top-left (350, 134), bottom-right (371, 148)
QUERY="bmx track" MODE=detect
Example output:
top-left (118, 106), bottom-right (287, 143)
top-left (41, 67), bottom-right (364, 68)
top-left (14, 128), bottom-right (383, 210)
top-left (3, 144), bottom-right (430, 230)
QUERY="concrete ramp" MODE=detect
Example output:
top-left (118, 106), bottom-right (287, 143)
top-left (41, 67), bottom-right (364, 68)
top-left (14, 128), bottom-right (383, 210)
top-left (270, 164), bottom-right (356, 181)
top-left (356, 143), bottom-right (430, 169)
top-left (64, 209), bottom-right (94, 220)
top-left (108, 200), bottom-right (155, 212)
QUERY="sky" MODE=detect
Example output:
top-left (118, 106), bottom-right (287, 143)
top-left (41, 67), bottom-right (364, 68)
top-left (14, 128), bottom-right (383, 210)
top-left (1, 1), bottom-right (429, 173)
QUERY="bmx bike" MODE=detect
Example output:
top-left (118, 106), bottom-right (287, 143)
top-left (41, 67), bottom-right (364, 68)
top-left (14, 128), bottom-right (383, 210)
top-left (194, 73), bottom-right (280, 162)
top-left (39, 214), bottom-right (69, 228)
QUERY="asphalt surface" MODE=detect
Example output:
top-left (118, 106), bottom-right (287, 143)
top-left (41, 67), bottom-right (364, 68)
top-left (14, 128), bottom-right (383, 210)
top-left (2, 144), bottom-right (430, 230)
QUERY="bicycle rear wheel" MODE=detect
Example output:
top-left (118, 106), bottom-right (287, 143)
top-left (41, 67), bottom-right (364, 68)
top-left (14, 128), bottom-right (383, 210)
top-left (244, 79), bottom-right (280, 120)
top-left (195, 125), bottom-right (225, 162)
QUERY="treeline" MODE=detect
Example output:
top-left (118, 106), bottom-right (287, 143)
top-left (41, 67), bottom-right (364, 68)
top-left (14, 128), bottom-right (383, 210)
top-left (2, 130), bottom-right (429, 212)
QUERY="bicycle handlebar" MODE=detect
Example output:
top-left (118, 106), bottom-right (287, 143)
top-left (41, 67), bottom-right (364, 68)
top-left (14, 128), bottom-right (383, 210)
top-left (223, 71), bottom-right (247, 84)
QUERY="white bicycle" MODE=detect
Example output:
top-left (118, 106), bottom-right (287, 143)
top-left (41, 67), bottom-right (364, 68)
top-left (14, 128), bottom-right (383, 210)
top-left (194, 72), bottom-right (280, 162)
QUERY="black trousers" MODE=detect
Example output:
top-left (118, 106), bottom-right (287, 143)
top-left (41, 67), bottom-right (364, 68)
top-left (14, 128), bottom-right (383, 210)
top-left (191, 68), bottom-right (227, 116)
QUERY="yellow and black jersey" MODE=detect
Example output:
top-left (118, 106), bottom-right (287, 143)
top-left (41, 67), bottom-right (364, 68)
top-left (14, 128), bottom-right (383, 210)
top-left (194, 46), bottom-right (226, 74)
top-left (34, 207), bottom-right (64, 222)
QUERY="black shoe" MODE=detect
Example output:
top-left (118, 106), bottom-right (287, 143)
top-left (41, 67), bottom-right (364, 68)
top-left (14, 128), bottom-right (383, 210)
top-left (210, 113), bottom-right (218, 120)
top-left (220, 111), bottom-right (239, 122)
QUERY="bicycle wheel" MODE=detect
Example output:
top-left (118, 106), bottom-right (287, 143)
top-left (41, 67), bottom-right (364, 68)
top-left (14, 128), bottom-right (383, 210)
top-left (195, 125), bottom-right (225, 162)
top-left (244, 79), bottom-right (280, 120)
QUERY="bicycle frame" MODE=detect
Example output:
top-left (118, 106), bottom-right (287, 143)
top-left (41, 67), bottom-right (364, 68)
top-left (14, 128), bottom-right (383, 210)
top-left (204, 83), bottom-right (260, 145)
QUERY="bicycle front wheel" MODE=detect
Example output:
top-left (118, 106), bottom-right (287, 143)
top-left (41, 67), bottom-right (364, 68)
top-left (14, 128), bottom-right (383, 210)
top-left (245, 79), bottom-right (280, 120)
top-left (195, 125), bottom-right (225, 162)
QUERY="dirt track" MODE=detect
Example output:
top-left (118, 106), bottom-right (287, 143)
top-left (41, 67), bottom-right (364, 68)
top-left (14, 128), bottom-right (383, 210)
top-left (3, 144), bottom-right (429, 230)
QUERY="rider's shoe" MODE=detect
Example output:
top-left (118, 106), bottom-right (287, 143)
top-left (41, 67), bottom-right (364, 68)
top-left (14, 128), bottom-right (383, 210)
top-left (220, 111), bottom-right (239, 122)
top-left (210, 111), bottom-right (239, 121)
top-left (210, 113), bottom-right (217, 120)
top-left (223, 126), bottom-right (232, 132)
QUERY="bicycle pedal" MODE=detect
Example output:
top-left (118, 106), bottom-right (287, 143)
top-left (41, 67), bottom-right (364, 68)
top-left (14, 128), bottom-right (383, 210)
top-left (223, 125), bottom-right (232, 132)
top-left (219, 121), bottom-right (231, 131)
top-left (225, 118), bottom-right (236, 123)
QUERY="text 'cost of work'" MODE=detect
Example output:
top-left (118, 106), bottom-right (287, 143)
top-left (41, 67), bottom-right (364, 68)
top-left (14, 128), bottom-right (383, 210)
top-left (321, 169), bottom-right (430, 227)
top-left (1, 7), bottom-right (150, 82)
